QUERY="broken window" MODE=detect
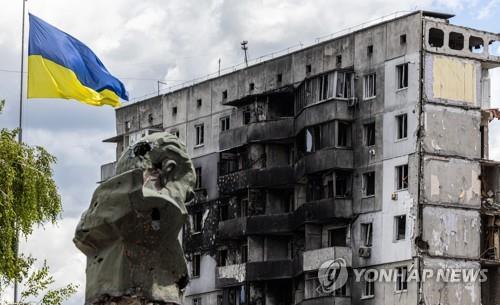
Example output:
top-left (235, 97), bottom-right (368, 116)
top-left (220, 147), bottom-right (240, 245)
top-left (469, 36), bottom-right (484, 54)
top-left (319, 73), bottom-right (330, 100)
top-left (328, 227), bottom-right (347, 247)
top-left (195, 167), bottom-right (202, 189)
top-left (277, 73), bottom-right (283, 84)
top-left (394, 215), bottom-right (406, 241)
top-left (395, 266), bottom-right (408, 291)
top-left (249, 82), bottom-right (255, 91)
top-left (243, 110), bottom-right (251, 125)
top-left (363, 270), bottom-right (375, 298)
top-left (172, 106), bottom-right (178, 115)
top-left (337, 121), bottom-right (351, 147)
top-left (363, 73), bottom-right (376, 99)
top-left (363, 171), bottom-right (375, 197)
top-left (240, 243), bottom-right (248, 263)
top-left (449, 32), bottom-right (464, 50)
top-left (220, 116), bottom-right (230, 132)
top-left (217, 295), bottom-right (223, 305)
top-left (396, 63), bottom-right (408, 89)
top-left (197, 98), bottom-right (202, 107)
top-left (396, 113), bottom-right (408, 140)
top-left (367, 45), bottom-right (373, 56)
top-left (396, 164), bottom-right (408, 190)
top-left (193, 212), bottom-right (203, 233)
top-left (195, 124), bottom-right (204, 146)
top-left (222, 90), bottom-right (228, 100)
top-left (428, 28), bottom-right (444, 47)
top-left (125, 121), bottom-right (131, 131)
top-left (192, 254), bottom-right (201, 277)
top-left (489, 40), bottom-right (500, 56)
top-left (307, 174), bottom-right (324, 202)
top-left (193, 297), bottom-right (202, 305)
top-left (218, 249), bottom-right (228, 266)
top-left (335, 171), bottom-right (352, 198)
top-left (325, 174), bottom-right (334, 199)
top-left (364, 122), bottom-right (376, 146)
top-left (306, 64), bottom-right (312, 74)
top-left (240, 198), bottom-right (248, 217)
top-left (219, 203), bottom-right (229, 221)
top-left (336, 55), bottom-right (342, 66)
top-left (400, 34), bottom-right (407, 45)
top-left (336, 72), bottom-right (353, 98)
top-left (361, 223), bottom-right (373, 247)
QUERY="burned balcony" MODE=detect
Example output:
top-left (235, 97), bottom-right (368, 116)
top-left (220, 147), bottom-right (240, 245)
top-left (216, 260), bottom-right (293, 287)
top-left (218, 213), bottom-right (294, 240)
top-left (219, 118), bottom-right (294, 151)
top-left (294, 198), bottom-right (353, 226)
top-left (221, 85), bottom-right (294, 107)
top-left (218, 166), bottom-right (294, 194)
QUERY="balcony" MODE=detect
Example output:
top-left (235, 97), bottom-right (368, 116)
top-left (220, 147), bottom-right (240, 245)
top-left (302, 246), bottom-right (352, 272)
top-left (216, 263), bottom-right (247, 287)
top-left (294, 198), bottom-right (353, 226)
top-left (100, 161), bottom-right (116, 181)
top-left (218, 166), bottom-right (294, 194)
top-left (216, 260), bottom-right (293, 287)
top-left (295, 148), bottom-right (353, 179)
top-left (218, 213), bottom-right (293, 240)
top-left (300, 296), bottom-right (351, 305)
top-left (219, 118), bottom-right (294, 151)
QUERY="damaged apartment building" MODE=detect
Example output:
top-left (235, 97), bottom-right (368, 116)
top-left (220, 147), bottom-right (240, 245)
top-left (100, 10), bottom-right (500, 305)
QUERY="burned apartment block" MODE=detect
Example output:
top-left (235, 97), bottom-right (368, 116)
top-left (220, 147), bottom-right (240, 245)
top-left (100, 10), bottom-right (500, 305)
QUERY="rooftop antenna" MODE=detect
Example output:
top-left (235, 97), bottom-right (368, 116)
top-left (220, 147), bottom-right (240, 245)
top-left (241, 40), bottom-right (248, 67)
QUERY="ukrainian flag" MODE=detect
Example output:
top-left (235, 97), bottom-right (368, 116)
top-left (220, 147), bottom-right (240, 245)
top-left (28, 14), bottom-right (128, 107)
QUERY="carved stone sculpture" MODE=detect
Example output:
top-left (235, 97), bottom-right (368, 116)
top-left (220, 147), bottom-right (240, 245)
top-left (74, 132), bottom-right (196, 305)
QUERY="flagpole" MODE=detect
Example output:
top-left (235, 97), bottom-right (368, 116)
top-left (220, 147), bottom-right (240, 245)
top-left (14, 0), bottom-right (27, 303)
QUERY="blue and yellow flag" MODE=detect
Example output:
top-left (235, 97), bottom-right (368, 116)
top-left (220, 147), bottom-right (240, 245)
top-left (28, 14), bottom-right (128, 107)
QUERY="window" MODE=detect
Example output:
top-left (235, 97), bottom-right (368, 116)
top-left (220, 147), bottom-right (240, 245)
top-left (125, 121), bottom-right (131, 131)
top-left (172, 106), bottom-right (178, 115)
top-left (394, 215), bottom-right (406, 241)
top-left (170, 129), bottom-right (180, 138)
top-left (363, 270), bottom-right (375, 298)
top-left (396, 63), bottom-right (408, 89)
top-left (193, 212), bottom-right (203, 233)
top-left (195, 124), bottom-right (204, 146)
top-left (396, 113), bottom-right (408, 140)
top-left (428, 28), bottom-right (444, 47)
top-left (449, 32), bottom-right (464, 50)
top-left (192, 254), bottom-right (201, 277)
top-left (243, 111), bottom-right (251, 125)
top-left (217, 295), bottom-right (223, 305)
top-left (336, 72), bottom-right (353, 98)
top-left (218, 249), bottom-right (227, 266)
top-left (193, 297), bottom-right (202, 305)
top-left (328, 227), bottom-right (347, 247)
top-left (306, 64), bottom-right (312, 74)
top-left (396, 164), bottom-right (408, 190)
top-left (361, 223), bottom-right (373, 247)
top-left (249, 82), bottom-right (255, 91)
top-left (319, 73), bottom-right (331, 100)
top-left (400, 34), bottom-right (407, 45)
top-left (241, 243), bottom-right (248, 263)
top-left (222, 90), bottom-right (228, 100)
top-left (336, 55), bottom-right (342, 66)
top-left (337, 122), bottom-right (351, 147)
top-left (220, 116), bottom-right (230, 132)
top-left (395, 266), bottom-right (408, 291)
top-left (335, 171), bottom-right (351, 198)
top-left (277, 73), bottom-right (283, 84)
top-left (363, 171), bottom-right (375, 197)
top-left (469, 36), bottom-right (484, 54)
top-left (363, 73), bottom-right (376, 99)
top-left (364, 122), bottom-right (376, 146)
top-left (148, 113), bottom-right (153, 123)
top-left (367, 45), bottom-right (373, 55)
top-left (196, 98), bottom-right (202, 107)
top-left (219, 204), bottom-right (229, 221)
top-left (195, 167), bottom-right (202, 189)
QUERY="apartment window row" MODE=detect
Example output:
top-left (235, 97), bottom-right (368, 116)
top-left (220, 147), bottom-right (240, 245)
top-left (362, 163), bottom-right (408, 197)
top-left (298, 120), bottom-right (352, 155)
top-left (362, 266), bottom-right (408, 299)
top-left (306, 171), bottom-right (352, 202)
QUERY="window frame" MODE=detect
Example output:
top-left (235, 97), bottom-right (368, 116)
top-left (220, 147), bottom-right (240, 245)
top-left (362, 171), bottom-right (376, 197)
top-left (220, 116), bottom-right (230, 132)
top-left (195, 123), bottom-right (204, 146)
top-left (362, 270), bottom-right (376, 298)
top-left (361, 222), bottom-right (373, 247)
top-left (395, 164), bottom-right (409, 191)
top-left (394, 215), bottom-right (407, 241)
top-left (195, 167), bottom-right (202, 189)
top-left (395, 266), bottom-right (408, 292)
top-left (193, 212), bottom-right (203, 233)
top-left (396, 63), bottom-right (409, 90)
top-left (363, 73), bottom-right (377, 100)
top-left (364, 122), bottom-right (376, 147)
top-left (395, 113), bottom-right (408, 141)
top-left (192, 254), bottom-right (201, 278)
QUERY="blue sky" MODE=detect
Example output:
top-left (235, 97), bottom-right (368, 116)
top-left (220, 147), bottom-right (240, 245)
top-left (0, 1), bottom-right (499, 304)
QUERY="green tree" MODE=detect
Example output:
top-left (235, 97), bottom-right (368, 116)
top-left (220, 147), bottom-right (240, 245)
top-left (0, 99), bottom-right (77, 304)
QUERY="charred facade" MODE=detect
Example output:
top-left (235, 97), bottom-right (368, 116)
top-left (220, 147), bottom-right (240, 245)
top-left (101, 10), bottom-right (500, 305)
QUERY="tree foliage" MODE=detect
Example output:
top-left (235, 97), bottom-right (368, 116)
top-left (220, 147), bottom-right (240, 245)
top-left (0, 100), bottom-right (76, 304)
